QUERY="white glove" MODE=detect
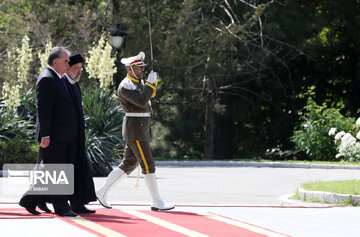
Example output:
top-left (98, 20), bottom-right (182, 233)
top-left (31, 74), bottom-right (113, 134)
top-left (146, 71), bottom-right (158, 84)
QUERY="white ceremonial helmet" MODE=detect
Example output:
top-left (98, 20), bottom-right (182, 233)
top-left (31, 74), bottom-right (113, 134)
top-left (120, 52), bottom-right (147, 67)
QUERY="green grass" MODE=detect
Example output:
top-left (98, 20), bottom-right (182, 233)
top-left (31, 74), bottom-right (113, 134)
top-left (302, 180), bottom-right (360, 195)
top-left (155, 157), bottom-right (360, 166)
top-left (291, 188), bottom-right (300, 199)
top-left (234, 159), bottom-right (360, 166)
top-left (291, 189), bottom-right (326, 203)
top-left (292, 181), bottom-right (360, 205)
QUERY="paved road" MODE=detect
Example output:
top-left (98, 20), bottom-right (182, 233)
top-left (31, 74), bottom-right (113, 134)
top-left (92, 166), bottom-right (360, 206)
top-left (1, 165), bottom-right (360, 236)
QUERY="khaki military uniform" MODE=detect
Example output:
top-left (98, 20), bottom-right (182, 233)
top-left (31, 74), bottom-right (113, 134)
top-left (117, 74), bottom-right (157, 175)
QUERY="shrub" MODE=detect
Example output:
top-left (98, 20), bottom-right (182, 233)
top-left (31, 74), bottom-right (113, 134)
top-left (0, 101), bottom-right (38, 167)
top-left (328, 118), bottom-right (360, 162)
top-left (83, 88), bottom-right (125, 176)
top-left (292, 96), bottom-right (355, 161)
top-left (17, 89), bottom-right (37, 123)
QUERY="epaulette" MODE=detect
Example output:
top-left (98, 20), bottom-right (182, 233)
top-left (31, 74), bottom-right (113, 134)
top-left (119, 77), bottom-right (136, 90)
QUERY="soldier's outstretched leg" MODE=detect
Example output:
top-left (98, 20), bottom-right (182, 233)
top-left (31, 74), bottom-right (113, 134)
top-left (96, 144), bottom-right (138, 209)
top-left (96, 168), bottom-right (126, 209)
top-left (144, 173), bottom-right (174, 211)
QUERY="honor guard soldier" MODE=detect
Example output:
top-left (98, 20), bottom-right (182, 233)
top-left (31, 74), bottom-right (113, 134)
top-left (96, 52), bottom-right (174, 211)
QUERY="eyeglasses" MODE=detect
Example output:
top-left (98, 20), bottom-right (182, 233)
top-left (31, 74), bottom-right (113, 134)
top-left (133, 66), bottom-right (145, 70)
top-left (74, 67), bottom-right (83, 72)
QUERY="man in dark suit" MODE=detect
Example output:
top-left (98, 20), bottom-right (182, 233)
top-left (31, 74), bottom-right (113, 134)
top-left (63, 54), bottom-right (96, 213)
top-left (19, 46), bottom-right (78, 217)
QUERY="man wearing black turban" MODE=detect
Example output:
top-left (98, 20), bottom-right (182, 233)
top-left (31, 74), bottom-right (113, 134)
top-left (63, 54), bottom-right (96, 214)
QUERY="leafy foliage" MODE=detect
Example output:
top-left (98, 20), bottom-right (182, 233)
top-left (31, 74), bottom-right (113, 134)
top-left (1, 0), bottom-right (360, 161)
top-left (0, 100), bottom-right (37, 167)
top-left (19, 88), bottom-right (37, 123)
top-left (292, 90), bottom-right (355, 161)
top-left (0, 0), bottom-right (112, 55)
top-left (83, 88), bottom-right (124, 176)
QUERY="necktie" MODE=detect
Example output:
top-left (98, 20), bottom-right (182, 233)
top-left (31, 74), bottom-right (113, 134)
top-left (60, 77), bottom-right (70, 95)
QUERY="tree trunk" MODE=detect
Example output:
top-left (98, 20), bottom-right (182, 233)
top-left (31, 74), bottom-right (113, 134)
top-left (112, 1), bottom-right (121, 23)
top-left (204, 78), bottom-right (215, 160)
top-left (214, 95), bottom-right (233, 160)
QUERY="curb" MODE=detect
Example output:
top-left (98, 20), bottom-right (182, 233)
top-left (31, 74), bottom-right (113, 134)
top-left (279, 193), bottom-right (331, 207)
top-left (298, 188), bottom-right (360, 205)
top-left (155, 160), bottom-right (360, 169)
top-left (2, 161), bottom-right (359, 177)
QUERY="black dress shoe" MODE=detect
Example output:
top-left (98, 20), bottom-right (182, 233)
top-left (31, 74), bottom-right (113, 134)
top-left (38, 202), bottom-right (51, 213)
top-left (19, 202), bottom-right (41, 215)
top-left (71, 205), bottom-right (96, 214)
top-left (57, 210), bottom-right (78, 217)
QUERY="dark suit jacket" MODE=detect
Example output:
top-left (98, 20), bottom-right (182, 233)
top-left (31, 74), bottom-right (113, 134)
top-left (29, 67), bottom-right (80, 210)
top-left (35, 67), bottom-right (78, 143)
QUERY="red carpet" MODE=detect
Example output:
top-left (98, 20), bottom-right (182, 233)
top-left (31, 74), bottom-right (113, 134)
top-left (138, 210), bottom-right (268, 236)
top-left (0, 208), bottom-right (54, 219)
top-left (77, 209), bottom-right (186, 237)
top-left (1, 208), bottom-right (290, 236)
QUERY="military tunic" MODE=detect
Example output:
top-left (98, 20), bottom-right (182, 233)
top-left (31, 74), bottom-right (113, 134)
top-left (117, 74), bottom-right (157, 175)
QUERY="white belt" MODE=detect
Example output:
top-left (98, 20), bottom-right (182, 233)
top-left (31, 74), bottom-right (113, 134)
top-left (125, 112), bottom-right (150, 117)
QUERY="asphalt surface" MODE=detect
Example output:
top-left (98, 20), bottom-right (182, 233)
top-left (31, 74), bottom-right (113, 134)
top-left (94, 163), bottom-right (360, 206)
top-left (1, 161), bottom-right (360, 236)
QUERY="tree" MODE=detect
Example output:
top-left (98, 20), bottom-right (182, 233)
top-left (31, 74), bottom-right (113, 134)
top-left (149, 0), bottom-right (306, 159)
top-left (2, 0), bottom-right (359, 162)
top-left (106, 0), bottom-right (307, 160)
top-left (262, 0), bottom-right (360, 157)
top-left (0, 0), bottom-right (113, 83)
